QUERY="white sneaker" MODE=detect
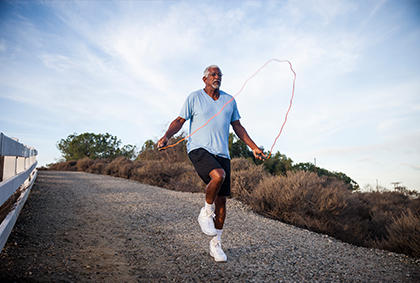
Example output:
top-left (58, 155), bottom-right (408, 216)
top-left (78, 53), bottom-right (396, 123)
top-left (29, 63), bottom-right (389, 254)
top-left (197, 207), bottom-right (217, 236)
top-left (209, 238), bottom-right (227, 262)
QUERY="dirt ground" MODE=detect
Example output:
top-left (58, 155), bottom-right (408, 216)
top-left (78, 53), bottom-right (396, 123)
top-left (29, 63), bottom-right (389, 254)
top-left (0, 171), bottom-right (419, 282)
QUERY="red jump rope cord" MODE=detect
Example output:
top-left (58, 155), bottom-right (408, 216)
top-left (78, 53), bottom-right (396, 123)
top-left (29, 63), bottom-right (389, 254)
top-left (159, 58), bottom-right (296, 160)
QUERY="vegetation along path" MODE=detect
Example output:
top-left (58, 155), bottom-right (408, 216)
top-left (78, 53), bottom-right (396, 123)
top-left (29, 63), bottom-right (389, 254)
top-left (0, 171), bottom-right (419, 282)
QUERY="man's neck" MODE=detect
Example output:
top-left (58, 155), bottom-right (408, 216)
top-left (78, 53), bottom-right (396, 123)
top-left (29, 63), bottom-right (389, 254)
top-left (203, 87), bottom-right (220, 101)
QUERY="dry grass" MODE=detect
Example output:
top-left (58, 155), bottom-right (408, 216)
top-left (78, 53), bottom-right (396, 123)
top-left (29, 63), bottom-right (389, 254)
top-left (247, 170), bottom-right (420, 256)
top-left (378, 209), bottom-right (420, 257)
top-left (130, 160), bottom-right (202, 192)
top-left (46, 155), bottom-right (420, 257)
top-left (47, 156), bottom-right (202, 193)
top-left (250, 171), bottom-right (371, 245)
top-left (76, 157), bottom-right (94, 172)
top-left (47, 160), bottom-right (77, 171)
top-left (137, 136), bottom-right (189, 163)
top-left (103, 157), bottom-right (135, 178)
top-left (86, 159), bottom-right (108, 174)
top-left (231, 158), bottom-right (268, 202)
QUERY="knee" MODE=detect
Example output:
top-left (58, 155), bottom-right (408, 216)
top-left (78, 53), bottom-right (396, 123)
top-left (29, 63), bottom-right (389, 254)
top-left (210, 168), bottom-right (225, 184)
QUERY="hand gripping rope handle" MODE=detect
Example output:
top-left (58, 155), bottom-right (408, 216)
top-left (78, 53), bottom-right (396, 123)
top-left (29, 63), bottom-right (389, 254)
top-left (158, 58), bottom-right (296, 160)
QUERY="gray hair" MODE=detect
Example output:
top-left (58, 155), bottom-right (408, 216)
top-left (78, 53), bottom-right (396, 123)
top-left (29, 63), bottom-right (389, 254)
top-left (203, 65), bottom-right (221, 78)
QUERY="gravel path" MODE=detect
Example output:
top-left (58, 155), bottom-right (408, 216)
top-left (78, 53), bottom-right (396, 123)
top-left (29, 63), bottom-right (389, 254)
top-left (0, 171), bottom-right (419, 282)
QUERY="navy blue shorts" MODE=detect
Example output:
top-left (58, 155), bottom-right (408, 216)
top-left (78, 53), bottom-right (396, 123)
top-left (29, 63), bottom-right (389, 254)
top-left (188, 148), bottom-right (231, 197)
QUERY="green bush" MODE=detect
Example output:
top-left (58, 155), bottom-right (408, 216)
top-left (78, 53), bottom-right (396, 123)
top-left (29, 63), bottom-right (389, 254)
top-left (57, 132), bottom-right (137, 161)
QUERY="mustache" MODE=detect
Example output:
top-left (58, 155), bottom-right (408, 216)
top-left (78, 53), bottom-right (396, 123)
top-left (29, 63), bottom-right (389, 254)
top-left (212, 81), bottom-right (221, 88)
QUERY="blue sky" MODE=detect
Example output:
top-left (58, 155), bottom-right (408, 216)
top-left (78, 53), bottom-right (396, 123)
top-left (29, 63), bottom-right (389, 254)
top-left (1, 0), bottom-right (419, 191)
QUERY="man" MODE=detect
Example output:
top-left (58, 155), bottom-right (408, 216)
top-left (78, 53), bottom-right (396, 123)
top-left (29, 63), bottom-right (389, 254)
top-left (157, 65), bottom-right (265, 262)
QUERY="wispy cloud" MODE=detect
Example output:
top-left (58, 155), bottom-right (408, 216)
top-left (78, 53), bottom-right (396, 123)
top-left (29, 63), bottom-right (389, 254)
top-left (1, 0), bottom-right (419, 190)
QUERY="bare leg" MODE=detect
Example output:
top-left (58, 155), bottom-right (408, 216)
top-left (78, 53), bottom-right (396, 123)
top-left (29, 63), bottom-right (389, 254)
top-left (205, 168), bottom-right (225, 205)
top-left (214, 195), bottom-right (226, 230)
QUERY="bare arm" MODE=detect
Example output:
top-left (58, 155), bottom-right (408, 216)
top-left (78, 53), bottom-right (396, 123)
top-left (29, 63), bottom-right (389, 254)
top-left (231, 120), bottom-right (267, 160)
top-left (157, 116), bottom-right (186, 148)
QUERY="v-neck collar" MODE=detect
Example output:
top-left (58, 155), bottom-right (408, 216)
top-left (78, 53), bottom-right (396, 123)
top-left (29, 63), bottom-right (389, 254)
top-left (201, 89), bottom-right (220, 102)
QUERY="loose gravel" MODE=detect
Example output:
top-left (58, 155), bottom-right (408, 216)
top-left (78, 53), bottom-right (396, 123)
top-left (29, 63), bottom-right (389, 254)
top-left (0, 171), bottom-right (419, 282)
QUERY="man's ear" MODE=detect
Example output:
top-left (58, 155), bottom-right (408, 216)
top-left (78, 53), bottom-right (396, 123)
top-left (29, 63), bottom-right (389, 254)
top-left (202, 76), bottom-right (207, 83)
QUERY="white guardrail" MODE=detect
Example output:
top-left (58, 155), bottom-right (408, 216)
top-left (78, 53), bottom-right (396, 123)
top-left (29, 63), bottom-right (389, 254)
top-left (0, 132), bottom-right (38, 252)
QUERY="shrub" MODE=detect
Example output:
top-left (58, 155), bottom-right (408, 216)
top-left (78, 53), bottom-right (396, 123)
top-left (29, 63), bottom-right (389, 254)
top-left (378, 209), bottom-right (420, 257)
top-left (137, 136), bottom-right (189, 163)
top-left (76, 157), bottom-right (94, 172)
top-left (231, 158), bottom-right (268, 202)
top-left (231, 158), bottom-right (255, 171)
top-left (86, 159), bottom-right (108, 174)
top-left (130, 160), bottom-right (202, 192)
top-left (103, 156), bottom-right (135, 178)
top-left (249, 171), bottom-right (420, 256)
top-left (47, 160), bottom-right (77, 171)
top-left (251, 171), bottom-right (371, 245)
top-left (293, 162), bottom-right (358, 190)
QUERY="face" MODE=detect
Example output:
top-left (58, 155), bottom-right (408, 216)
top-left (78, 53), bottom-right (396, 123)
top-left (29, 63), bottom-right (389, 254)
top-left (203, 67), bottom-right (223, 90)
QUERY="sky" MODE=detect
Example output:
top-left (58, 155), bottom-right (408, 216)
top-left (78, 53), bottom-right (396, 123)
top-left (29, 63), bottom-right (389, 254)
top-left (1, 0), bottom-right (419, 191)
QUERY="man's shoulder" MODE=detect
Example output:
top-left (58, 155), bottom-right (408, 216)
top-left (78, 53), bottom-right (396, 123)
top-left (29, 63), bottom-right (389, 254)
top-left (189, 89), bottom-right (203, 96)
top-left (219, 90), bottom-right (235, 103)
top-left (186, 89), bottom-right (203, 100)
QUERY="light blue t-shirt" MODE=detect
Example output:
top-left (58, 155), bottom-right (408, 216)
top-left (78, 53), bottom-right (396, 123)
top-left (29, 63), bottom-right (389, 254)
top-left (179, 89), bottom-right (241, 159)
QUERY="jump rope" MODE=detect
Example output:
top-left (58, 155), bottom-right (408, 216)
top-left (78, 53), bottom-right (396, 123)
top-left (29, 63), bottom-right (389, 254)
top-left (158, 58), bottom-right (296, 160)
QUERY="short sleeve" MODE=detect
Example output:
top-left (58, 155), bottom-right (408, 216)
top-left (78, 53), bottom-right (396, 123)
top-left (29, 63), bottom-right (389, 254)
top-left (179, 95), bottom-right (192, 120)
top-left (231, 99), bottom-right (241, 122)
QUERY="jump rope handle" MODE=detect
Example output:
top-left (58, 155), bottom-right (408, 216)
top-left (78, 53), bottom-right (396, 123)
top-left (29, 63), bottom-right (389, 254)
top-left (256, 151), bottom-right (268, 160)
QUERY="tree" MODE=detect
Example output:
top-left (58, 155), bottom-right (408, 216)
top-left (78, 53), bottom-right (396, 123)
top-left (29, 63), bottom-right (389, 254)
top-left (141, 139), bottom-right (156, 153)
top-left (57, 133), bottom-right (137, 160)
top-left (262, 151), bottom-right (293, 176)
top-left (228, 133), bottom-right (254, 159)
